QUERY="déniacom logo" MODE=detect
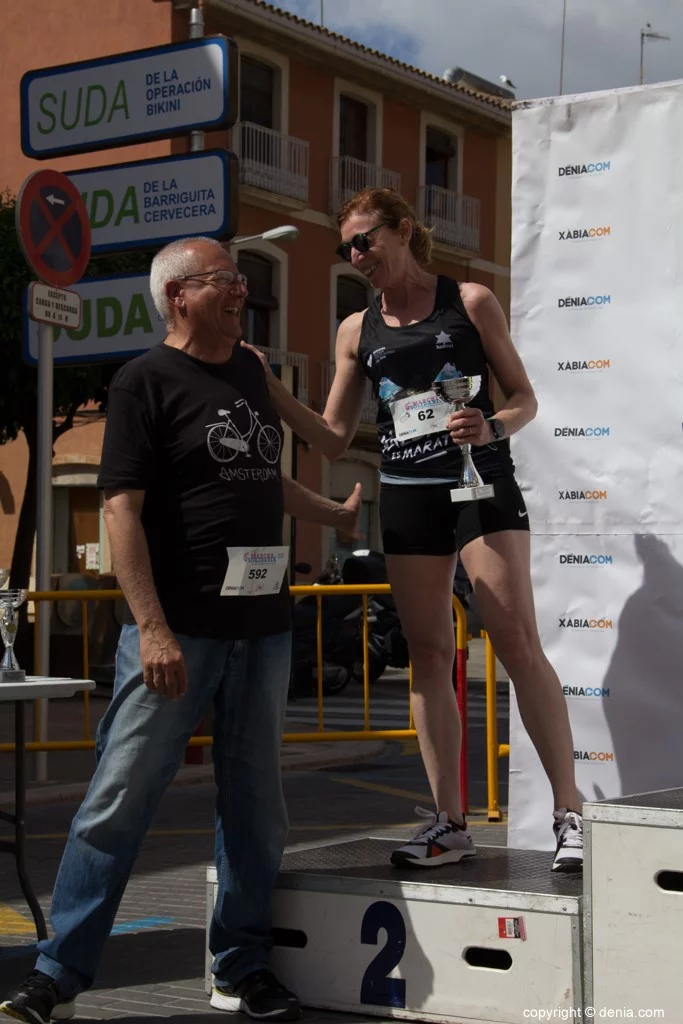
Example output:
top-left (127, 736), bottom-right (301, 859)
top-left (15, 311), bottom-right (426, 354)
top-left (558, 294), bottom-right (611, 308)
top-left (554, 425), bottom-right (610, 438)
top-left (558, 160), bottom-right (611, 177)
top-left (564, 685), bottom-right (611, 698)
top-left (557, 358), bottom-right (611, 372)
top-left (559, 225), bottom-right (611, 241)
top-left (559, 552), bottom-right (613, 566)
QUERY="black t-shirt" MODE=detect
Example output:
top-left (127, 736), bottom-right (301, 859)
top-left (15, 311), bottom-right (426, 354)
top-left (358, 276), bottom-right (514, 483)
top-left (97, 343), bottom-right (290, 639)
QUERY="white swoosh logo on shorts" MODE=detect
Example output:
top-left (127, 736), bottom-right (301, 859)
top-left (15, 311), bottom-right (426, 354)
top-left (518, 510), bottom-right (528, 518)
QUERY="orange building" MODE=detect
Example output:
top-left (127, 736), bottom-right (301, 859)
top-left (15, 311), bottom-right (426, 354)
top-left (0, 0), bottom-right (511, 584)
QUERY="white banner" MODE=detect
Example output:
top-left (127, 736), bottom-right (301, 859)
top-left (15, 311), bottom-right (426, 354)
top-left (509, 81), bottom-right (683, 849)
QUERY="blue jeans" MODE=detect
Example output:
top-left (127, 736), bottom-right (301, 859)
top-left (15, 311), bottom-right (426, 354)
top-left (36, 624), bottom-right (291, 997)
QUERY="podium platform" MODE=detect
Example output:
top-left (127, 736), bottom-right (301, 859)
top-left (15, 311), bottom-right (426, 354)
top-left (206, 838), bottom-right (583, 1024)
top-left (585, 787), bottom-right (683, 1020)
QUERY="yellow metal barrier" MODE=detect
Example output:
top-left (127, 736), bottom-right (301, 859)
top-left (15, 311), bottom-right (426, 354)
top-left (1, 586), bottom-right (437, 750)
top-left (0, 585), bottom-right (485, 816)
top-left (285, 584), bottom-right (467, 746)
top-left (483, 630), bottom-right (510, 822)
top-left (26, 590), bottom-right (122, 747)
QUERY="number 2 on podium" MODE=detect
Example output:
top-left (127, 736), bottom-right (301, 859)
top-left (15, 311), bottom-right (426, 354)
top-left (360, 900), bottom-right (407, 1008)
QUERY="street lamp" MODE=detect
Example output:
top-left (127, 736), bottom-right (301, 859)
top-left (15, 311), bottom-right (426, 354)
top-left (640, 23), bottom-right (670, 85)
top-left (559, 0), bottom-right (567, 95)
top-left (228, 220), bottom-right (300, 575)
top-left (232, 225), bottom-right (300, 244)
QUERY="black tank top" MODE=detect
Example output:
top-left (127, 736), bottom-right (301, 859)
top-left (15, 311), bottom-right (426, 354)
top-left (358, 276), bottom-right (514, 483)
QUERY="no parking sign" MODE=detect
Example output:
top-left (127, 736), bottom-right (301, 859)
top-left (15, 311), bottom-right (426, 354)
top-left (16, 168), bottom-right (91, 287)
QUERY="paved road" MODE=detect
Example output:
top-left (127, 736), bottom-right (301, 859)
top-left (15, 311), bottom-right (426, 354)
top-left (287, 677), bottom-right (509, 730)
top-left (0, 643), bottom-right (511, 1020)
top-left (285, 672), bottom-right (510, 814)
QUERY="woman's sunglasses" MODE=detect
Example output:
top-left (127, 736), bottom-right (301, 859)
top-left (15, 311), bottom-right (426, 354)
top-left (336, 223), bottom-right (383, 262)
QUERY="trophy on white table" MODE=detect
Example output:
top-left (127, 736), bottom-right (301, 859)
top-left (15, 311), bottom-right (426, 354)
top-left (0, 573), bottom-right (28, 683)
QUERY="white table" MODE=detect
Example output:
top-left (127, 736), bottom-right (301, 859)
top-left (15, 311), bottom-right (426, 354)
top-left (0, 677), bottom-right (96, 939)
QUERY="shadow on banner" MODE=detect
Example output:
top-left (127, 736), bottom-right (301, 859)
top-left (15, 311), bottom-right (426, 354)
top-left (598, 534), bottom-right (683, 801)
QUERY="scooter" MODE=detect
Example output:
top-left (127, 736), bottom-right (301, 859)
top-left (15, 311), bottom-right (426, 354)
top-left (344, 549), bottom-right (476, 683)
top-left (340, 550), bottom-right (410, 684)
top-left (289, 552), bottom-right (475, 694)
top-left (289, 558), bottom-right (364, 696)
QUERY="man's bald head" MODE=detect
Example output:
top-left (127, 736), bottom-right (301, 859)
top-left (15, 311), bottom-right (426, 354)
top-left (150, 236), bottom-right (231, 328)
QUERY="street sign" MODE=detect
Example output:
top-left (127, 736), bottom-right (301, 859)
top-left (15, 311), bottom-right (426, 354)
top-left (29, 282), bottom-right (82, 330)
top-left (23, 273), bottom-right (165, 365)
top-left (68, 150), bottom-right (238, 254)
top-left (21, 36), bottom-right (238, 159)
top-left (16, 169), bottom-right (91, 287)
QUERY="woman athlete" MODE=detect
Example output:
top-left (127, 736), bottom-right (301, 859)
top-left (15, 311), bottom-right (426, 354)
top-left (245, 188), bottom-right (583, 874)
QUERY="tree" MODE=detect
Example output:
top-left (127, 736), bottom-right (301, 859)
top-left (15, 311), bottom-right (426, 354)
top-left (0, 189), bottom-right (149, 588)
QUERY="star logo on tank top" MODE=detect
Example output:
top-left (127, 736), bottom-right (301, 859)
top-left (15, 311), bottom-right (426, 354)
top-left (366, 347), bottom-right (388, 369)
top-left (435, 330), bottom-right (453, 350)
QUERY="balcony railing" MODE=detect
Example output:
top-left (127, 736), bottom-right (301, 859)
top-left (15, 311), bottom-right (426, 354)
top-left (418, 185), bottom-right (481, 254)
top-left (321, 361), bottom-right (377, 426)
top-left (237, 122), bottom-right (309, 204)
top-left (258, 347), bottom-right (308, 404)
top-left (329, 156), bottom-right (401, 213)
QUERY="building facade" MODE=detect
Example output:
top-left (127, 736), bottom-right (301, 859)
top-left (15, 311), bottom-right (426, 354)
top-left (0, 0), bottom-right (512, 583)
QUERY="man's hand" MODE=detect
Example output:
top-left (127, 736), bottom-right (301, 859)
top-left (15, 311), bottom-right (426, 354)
top-left (336, 482), bottom-right (363, 544)
top-left (139, 623), bottom-right (188, 700)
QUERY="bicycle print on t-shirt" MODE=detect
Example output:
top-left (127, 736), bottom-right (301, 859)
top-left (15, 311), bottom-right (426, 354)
top-left (205, 399), bottom-right (282, 481)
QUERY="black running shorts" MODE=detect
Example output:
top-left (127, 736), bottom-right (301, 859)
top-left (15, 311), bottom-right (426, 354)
top-left (380, 476), bottom-right (530, 556)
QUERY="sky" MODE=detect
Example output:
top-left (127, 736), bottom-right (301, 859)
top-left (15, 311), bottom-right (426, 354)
top-left (270, 0), bottom-right (683, 100)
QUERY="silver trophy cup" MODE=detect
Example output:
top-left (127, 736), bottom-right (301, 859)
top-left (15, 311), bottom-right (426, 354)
top-left (432, 376), bottom-right (495, 503)
top-left (0, 587), bottom-right (28, 683)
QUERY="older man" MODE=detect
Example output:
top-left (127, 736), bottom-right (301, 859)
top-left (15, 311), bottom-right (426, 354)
top-left (1, 237), bottom-right (361, 1024)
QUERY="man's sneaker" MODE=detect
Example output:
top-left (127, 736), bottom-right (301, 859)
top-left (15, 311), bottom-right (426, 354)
top-left (0, 971), bottom-right (75, 1024)
top-left (211, 969), bottom-right (302, 1020)
top-left (390, 807), bottom-right (476, 868)
top-left (552, 809), bottom-right (584, 873)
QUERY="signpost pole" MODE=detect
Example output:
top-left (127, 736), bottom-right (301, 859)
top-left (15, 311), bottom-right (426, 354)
top-left (16, 168), bottom-right (91, 783)
top-left (190, 5), bottom-right (205, 153)
top-left (35, 322), bottom-right (54, 781)
top-left (185, 2), bottom-right (206, 767)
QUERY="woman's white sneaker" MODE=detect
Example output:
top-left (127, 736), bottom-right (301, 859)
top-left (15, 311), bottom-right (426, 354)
top-left (390, 807), bottom-right (477, 868)
top-left (552, 809), bottom-right (584, 873)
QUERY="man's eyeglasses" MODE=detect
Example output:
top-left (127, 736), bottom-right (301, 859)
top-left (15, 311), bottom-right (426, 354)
top-left (180, 270), bottom-right (248, 289)
top-left (336, 223), bottom-right (383, 262)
